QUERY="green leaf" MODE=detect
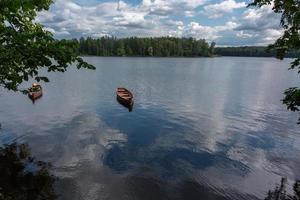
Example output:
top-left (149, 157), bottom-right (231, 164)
top-left (0, 0), bottom-right (94, 92)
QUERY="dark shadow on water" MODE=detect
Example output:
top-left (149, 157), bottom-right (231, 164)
top-left (0, 143), bottom-right (56, 200)
top-left (116, 97), bottom-right (133, 112)
top-left (105, 175), bottom-right (260, 200)
top-left (264, 178), bottom-right (300, 200)
top-left (103, 146), bottom-right (250, 178)
top-left (28, 96), bottom-right (43, 104)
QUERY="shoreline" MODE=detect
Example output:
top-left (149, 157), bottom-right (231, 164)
top-left (80, 55), bottom-right (298, 59)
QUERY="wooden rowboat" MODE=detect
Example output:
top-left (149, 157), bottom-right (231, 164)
top-left (116, 88), bottom-right (134, 108)
top-left (28, 83), bottom-right (43, 101)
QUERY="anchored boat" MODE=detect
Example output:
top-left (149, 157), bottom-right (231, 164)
top-left (116, 87), bottom-right (134, 110)
top-left (28, 83), bottom-right (43, 101)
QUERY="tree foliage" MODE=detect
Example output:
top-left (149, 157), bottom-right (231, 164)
top-left (0, 0), bottom-right (95, 92)
top-left (215, 46), bottom-right (299, 57)
top-left (77, 36), bottom-right (215, 57)
top-left (249, 0), bottom-right (300, 123)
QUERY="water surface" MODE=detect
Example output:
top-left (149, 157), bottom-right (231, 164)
top-left (0, 57), bottom-right (299, 200)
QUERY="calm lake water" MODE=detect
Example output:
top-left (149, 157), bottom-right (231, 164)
top-left (0, 57), bottom-right (300, 200)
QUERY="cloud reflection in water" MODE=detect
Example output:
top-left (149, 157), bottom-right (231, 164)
top-left (0, 57), bottom-right (300, 200)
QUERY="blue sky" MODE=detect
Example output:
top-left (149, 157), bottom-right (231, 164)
top-left (37, 0), bottom-right (283, 46)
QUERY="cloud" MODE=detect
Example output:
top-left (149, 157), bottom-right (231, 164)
top-left (184, 10), bottom-right (196, 17)
top-left (140, 0), bottom-right (206, 17)
top-left (113, 12), bottom-right (149, 29)
top-left (232, 4), bottom-right (283, 45)
top-left (184, 21), bottom-right (238, 41)
top-left (36, 0), bottom-right (283, 46)
top-left (235, 4), bottom-right (281, 31)
top-left (236, 31), bottom-right (253, 38)
top-left (37, 0), bottom-right (205, 38)
top-left (38, 0), bottom-right (127, 37)
top-left (185, 22), bottom-right (220, 40)
top-left (203, 0), bottom-right (246, 18)
top-left (142, 0), bottom-right (206, 10)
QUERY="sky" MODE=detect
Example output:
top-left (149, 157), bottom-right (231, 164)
top-left (37, 0), bottom-right (283, 46)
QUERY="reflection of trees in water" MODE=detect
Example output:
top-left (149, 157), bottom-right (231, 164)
top-left (0, 143), bottom-right (56, 200)
top-left (265, 178), bottom-right (300, 200)
top-left (0, 142), bottom-right (299, 200)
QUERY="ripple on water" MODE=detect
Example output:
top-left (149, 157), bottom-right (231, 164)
top-left (0, 57), bottom-right (300, 200)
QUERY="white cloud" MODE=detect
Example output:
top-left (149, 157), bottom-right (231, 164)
top-left (113, 11), bottom-right (149, 28)
top-left (231, 4), bottom-right (283, 45)
top-left (184, 21), bottom-right (238, 41)
top-left (236, 31), bottom-right (253, 38)
top-left (236, 4), bottom-right (281, 31)
top-left (37, 0), bottom-right (133, 37)
top-left (184, 10), bottom-right (195, 17)
top-left (256, 29), bottom-right (282, 45)
top-left (185, 22), bottom-right (220, 40)
top-left (141, 0), bottom-right (206, 16)
top-left (37, 0), bottom-right (206, 39)
top-left (142, 0), bottom-right (206, 9)
top-left (203, 0), bottom-right (246, 18)
top-left (36, 0), bottom-right (283, 46)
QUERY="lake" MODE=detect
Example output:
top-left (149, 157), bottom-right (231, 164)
top-left (0, 57), bottom-right (299, 200)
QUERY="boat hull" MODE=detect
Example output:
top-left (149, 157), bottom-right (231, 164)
top-left (116, 96), bottom-right (133, 111)
top-left (28, 90), bottom-right (43, 100)
top-left (116, 88), bottom-right (134, 111)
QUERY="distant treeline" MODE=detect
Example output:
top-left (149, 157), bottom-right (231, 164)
top-left (72, 37), bottom-right (299, 58)
top-left (74, 37), bottom-right (215, 57)
top-left (215, 46), bottom-right (300, 58)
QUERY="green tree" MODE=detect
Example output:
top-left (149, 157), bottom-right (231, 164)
top-left (125, 45), bottom-right (133, 56)
top-left (147, 46), bottom-right (153, 56)
top-left (249, 0), bottom-right (300, 123)
top-left (210, 42), bottom-right (216, 56)
top-left (116, 40), bottom-right (125, 56)
top-left (0, 0), bottom-right (95, 92)
top-left (77, 36), bottom-right (215, 58)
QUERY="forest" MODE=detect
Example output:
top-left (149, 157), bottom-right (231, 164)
top-left (74, 37), bottom-right (299, 58)
top-left (75, 37), bottom-right (215, 57)
top-left (215, 46), bottom-right (299, 58)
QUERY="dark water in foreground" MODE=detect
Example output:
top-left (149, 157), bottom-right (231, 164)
top-left (0, 57), bottom-right (300, 200)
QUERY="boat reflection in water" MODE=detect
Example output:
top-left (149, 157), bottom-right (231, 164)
top-left (116, 96), bottom-right (134, 112)
top-left (29, 96), bottom-right (43, 104)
